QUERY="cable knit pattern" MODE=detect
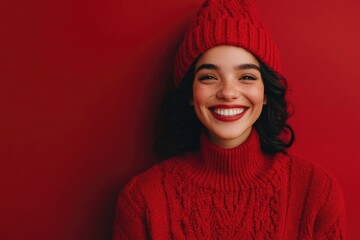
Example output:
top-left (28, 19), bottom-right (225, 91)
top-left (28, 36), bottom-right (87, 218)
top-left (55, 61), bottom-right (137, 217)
top-left (113, 130), bottom-right (346, 239)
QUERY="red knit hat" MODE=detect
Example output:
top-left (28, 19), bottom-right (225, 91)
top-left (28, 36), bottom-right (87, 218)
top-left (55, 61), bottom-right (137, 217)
top-left (174, 0), bottom-right (281, 86)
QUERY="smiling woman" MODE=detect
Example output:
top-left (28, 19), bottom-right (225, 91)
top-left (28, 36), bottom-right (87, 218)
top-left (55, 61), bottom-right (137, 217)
top-left (192, 46), bottom-right (266, 148)
top-left (112, 0), bottom-right (346, 239)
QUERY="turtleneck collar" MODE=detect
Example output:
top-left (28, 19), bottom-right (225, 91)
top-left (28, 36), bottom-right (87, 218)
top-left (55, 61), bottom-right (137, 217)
top-left (181, 129), bottom-right (277, 191)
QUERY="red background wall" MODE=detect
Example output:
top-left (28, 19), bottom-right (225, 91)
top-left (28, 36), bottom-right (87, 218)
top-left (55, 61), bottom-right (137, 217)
top-left (1, 0), bottom-right (359, 239)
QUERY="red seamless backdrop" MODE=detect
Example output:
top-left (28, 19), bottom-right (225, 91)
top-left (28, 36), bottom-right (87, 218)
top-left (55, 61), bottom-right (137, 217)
top-left (1, 0), bottom-right (359, 239)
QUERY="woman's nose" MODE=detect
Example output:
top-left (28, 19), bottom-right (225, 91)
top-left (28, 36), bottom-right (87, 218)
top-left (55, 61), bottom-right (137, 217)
top-left (216, 81), bottom-right (240, 101)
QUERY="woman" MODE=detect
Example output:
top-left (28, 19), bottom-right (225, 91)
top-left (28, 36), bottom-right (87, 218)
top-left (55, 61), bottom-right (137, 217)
top-left (113, 0), bottom-right (346, 239)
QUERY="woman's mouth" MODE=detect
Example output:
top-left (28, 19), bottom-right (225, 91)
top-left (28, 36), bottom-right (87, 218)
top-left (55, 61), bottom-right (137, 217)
top-left (210, 105), bottom-right (248, 122)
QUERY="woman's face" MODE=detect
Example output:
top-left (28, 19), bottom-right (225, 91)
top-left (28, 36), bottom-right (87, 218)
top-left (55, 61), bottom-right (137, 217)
top-left (192, 45), bottom-right (265, 148)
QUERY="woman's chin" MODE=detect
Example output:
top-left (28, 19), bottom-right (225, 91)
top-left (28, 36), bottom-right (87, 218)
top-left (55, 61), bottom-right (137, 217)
top-left (207, 129), bottom-right (252, 148)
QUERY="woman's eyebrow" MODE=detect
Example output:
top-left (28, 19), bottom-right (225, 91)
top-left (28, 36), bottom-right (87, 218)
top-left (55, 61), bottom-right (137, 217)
top-left (235, 64), bottom-right (260, 72)
top-left (195, 64), bottom-right (219, 73)
top-left (195, 63), bottom-right (260, 73)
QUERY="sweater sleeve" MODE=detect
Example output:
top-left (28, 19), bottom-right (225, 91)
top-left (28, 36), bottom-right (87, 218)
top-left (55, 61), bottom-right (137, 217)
top-left (313, 172), bottom-right (346, 239)
top-left (112, 178), bottom-right (149, 240)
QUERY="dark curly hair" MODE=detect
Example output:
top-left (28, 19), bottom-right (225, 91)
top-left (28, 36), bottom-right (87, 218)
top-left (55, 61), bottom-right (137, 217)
top-left (156, 59), bottom-right (294, 159)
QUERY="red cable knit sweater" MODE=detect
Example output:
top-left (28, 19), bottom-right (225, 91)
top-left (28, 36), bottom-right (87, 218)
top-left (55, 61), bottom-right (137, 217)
top-left (113, 130), bottom-right (346, 239)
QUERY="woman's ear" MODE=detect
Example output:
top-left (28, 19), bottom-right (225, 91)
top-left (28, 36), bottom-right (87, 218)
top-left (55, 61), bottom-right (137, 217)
top-left (263, 96), bottom-right (267, 105)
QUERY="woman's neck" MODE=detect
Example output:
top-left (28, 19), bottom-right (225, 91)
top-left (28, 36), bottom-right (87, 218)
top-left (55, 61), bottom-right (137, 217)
top-left (180, 129), bottom-right (278, 191)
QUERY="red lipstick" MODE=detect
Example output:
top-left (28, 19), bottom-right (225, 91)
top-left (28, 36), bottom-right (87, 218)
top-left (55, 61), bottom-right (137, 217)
top-left (210, 105), bottom-right (247, 122)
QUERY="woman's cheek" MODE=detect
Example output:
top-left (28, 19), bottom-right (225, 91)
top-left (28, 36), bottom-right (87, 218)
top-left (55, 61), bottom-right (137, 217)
top-left (246, 86), bottom-right (265, 103)
top-left (193, 85), bottom-right (213, 104)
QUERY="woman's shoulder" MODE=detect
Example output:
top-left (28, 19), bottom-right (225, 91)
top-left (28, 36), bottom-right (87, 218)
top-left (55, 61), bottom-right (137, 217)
top-left (284, 153), bottom-right (344, 206)
top-left (284, 154), bottom-right (346, 237)
top-left (118, 153), bottom-right (193, 202)
top-left (286, 153), bottom-right (341, 185)
top-left (113, 155), bottom-right (192, 236)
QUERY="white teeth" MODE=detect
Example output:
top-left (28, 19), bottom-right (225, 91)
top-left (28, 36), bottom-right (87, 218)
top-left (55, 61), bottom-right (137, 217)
top-left (213, 108), bottom-right (245, 116)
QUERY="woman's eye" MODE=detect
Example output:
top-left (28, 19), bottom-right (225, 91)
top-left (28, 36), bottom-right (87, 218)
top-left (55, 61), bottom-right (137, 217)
top-left (199, 74), bottom-right (216, 81)
top-left (240, 74), bottom-right (257, 80)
